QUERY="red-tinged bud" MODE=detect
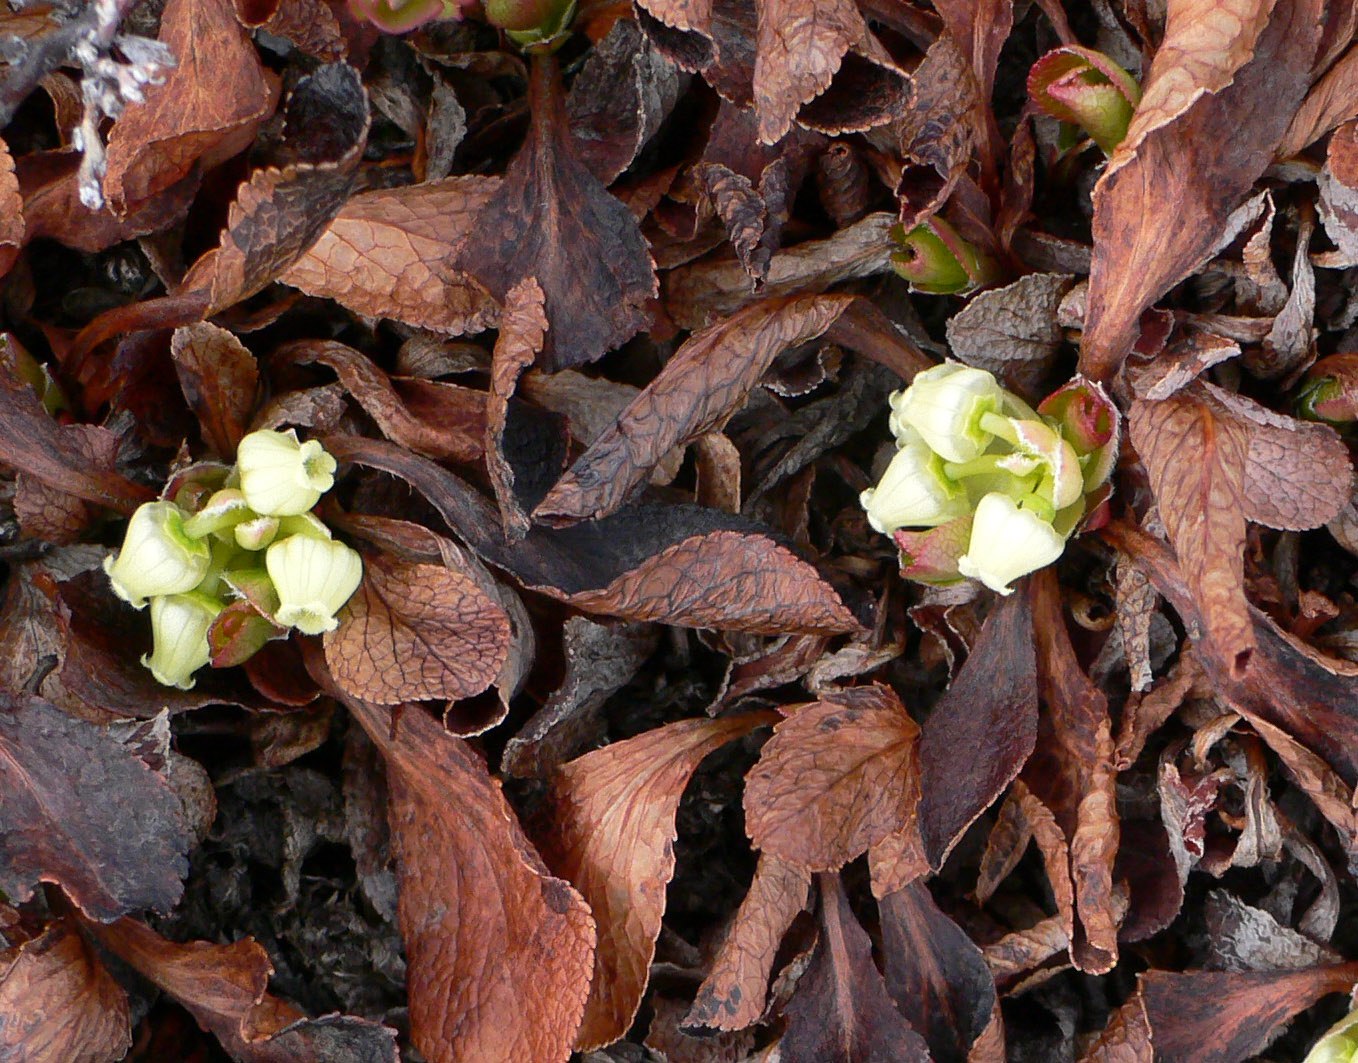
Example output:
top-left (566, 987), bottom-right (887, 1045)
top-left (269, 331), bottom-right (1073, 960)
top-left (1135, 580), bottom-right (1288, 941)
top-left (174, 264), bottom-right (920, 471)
top-left (1028, 46), bottom-right (1140, 157)
top-left (889, 217), bottom-right (999, 296)
top-left (893, 515), bottom-right (973, 586)
top-left (1298, 353), bottom-right (1358, 425)
top-left (1037, 376), bottom-right (1121, 491)
top-left (484, 0), bottom-right (576, 51)
top-left (347, 0), bottom-right (469, 33)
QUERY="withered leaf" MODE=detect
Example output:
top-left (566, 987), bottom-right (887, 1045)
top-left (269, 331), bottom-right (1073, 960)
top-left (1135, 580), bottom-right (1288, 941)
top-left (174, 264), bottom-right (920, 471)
top-left (880, 881), bottom-right (1002, 1063)
top-left (102, 0), bottom-right (275, 213)
top-left (1317, 120), bottom-right (1358, 266)
top-left (545, 711), bottom-right (775, 1051)
top-left (456, 55), bottom-right (656, 371)
top-left (334, 693), bottom-right (592, 1063)
top-left (535, 292), bottom-right (857, 525)
top-left (931, 0), bottom-right (1014, 103)
top-left (0, 696), bottom-right (190, 921)
top-left (88, 915), bottom-right (398, 1062)
top-left (917, 589), bottom-right (1038, 868)
top-left (779, 875), bottom-right (931, 1063)
top-left (744, 685), bottom-right (919, 871)
top-left (280, 340), bottom-right (484, 463)
top-left (486, 278), bottom-right (549, 539)
top-left (1282, 43), bottom-right (1358, 156)
top-left (1083, 965), bottom-right (1358, 1063)
top-left (683, 853), bottom-right (810, 1032)
top-left (15, 425), bottom-right (122, 545)
top-left (0, 920), bottom-right (131, 1063)
top-left (324, 552), bottom-right (511, 706)
top-left (945, 273), bottom-right (1073, 399)
top-left (171, 323), bottom-right (259, 458)
top-left (1080, 0), bottom-right (1321, 379)
top-left (231, 0), bottom-right (346, 60)
top-left (0, 137), bottom-right (20, 281)
top-left (279, 177), bottom-right (500, 336)
top-left (1128, 391), bottom-right (1254, 675)
top-left (328, 436), bottom-right (859, 635)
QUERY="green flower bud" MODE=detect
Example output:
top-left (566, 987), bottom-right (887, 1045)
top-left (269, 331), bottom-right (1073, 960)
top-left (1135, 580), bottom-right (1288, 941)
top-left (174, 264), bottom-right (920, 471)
top-left (1028, 46), bottom-right (1140, 157)
top-left (889, 217), bottom-right (998, 295)
top-left (1305, 1010), bottom-right (1358, 1063)
top-left (347, 0), bottom-right (469, 33)
top-left (142, 591), bottom-right (222, 689)
top-left (486, 0), bottom-right (575, 50)
top-left (957, 492), bottom-right (1067, 595)
top-left (180, 488), bottom-right (252, 540)
top-left (860, 440), bottom-right (969, 534)
top-left (265, 534), bottom-right (363, 635)
top-left (103, 501), bottom-right (212, 609)
top-left (236, 429), bottom-right (337, 517)
top-left (234, 515), bottom-right (280, 551)
top-left (889, 363), bottom-right (1006, 464)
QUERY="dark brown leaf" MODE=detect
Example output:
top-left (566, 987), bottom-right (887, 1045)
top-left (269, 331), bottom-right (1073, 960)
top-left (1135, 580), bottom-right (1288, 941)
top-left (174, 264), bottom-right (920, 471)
top-left (744, 685), bottom-right (919, 871)
top-left (945, 273), bottom-right (1073, 400)
top-left (0, 919), bottom-right (130, 1063)
top-left (917, 590), bottom-right (1038, 868)
top-left (171, 323), bottom-right (259, 458)
top-left (486, 278), bottom-right (548, 539)
top-left (456, 54), bottom-right (656, 372)
top-left (544, 712), bottom-right (775, 1050)
top-left (231, 0), bottom-right (346, 60)
top-left (14, 425), bottom-right (122, 545)
top-left (0, 696), bottom-right (191, 921)
top-left (0, 136), bottom-right (21, 281)
top-left (324, 552), bottom-right (511, 706)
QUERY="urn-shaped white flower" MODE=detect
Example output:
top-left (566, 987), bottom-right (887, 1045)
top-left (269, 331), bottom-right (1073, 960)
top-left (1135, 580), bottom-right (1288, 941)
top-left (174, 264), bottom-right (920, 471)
top-left (103, 501), bottom-right (212, 609)
top-left (265, 534), bottom-right (363, 635)
top-left (236, 429), bottom-right (337, 517)
top-left (142, 591), bottom-right (221, 689)
top-left (957, 492), bottom-right (1067, 595)
top-left (889, 363), bottom-right (1005, 463)
top-left (860, 441), bottom-right (968, 534)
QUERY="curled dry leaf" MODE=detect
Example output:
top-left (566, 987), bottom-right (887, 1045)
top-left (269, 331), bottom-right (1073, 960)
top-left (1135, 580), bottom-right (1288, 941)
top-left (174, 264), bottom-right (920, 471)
top-left (743, 684), bottom-right (920, 871)
top-left (331, 692), bottom-right (593, 1063)
top-left (945, 273), bottom-right (1073, 400)
top-left (1317, 120), bottom-right (1358, 267)
top-left (544, 711), bottom-right (776, 1050)
top-left (14, 425), bottom-right (122, 545)
top-left (102, 0), bottom-right (276, 214)
top-left (171, 323), bottom-right (259, 458)
top-left (231, 0), bottom-right (346, 61)
top-left (535, 292), bottom-right (857, 525)
top-left (456, 55), bottom-right (656, 372)
top-left (0, 695), bottom-right (191, 922)
top-left (0, 137), bottom-right (20, 281)
top-left (87, 915), bottom-right (398, 1062)
top-left (324, 552), bottom-right (511, 706)
top-left (486, 278), bottom-right (549, 539)
top-left (778, 875), bottom-right (931, 1063)
top-left (0, 919), bottom-right (131, 1063)
top-left (683, 853), bottom-right (810, 1032)
top-left (280, 177), bottom-right (500, 335)
top-left (917, 589), bottom-right (1038, 868)
top-left (1080, 0), bottom-right (1322, 380)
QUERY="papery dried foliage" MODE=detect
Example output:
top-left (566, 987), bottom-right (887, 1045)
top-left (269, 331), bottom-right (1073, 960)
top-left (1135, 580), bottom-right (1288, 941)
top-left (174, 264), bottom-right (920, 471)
top-left (102, 0), bottom-right (275, 213)
top-left (336, 694), bottom-right (592, 1063)
top-left (744, 685), bottom-right (919, 871)
top-left (280, 177), bottom-right (500, 335)
top-left (0, 920), bottom-right (131, 1063)
top-left (684, 853), bottom-right (810, 1031)
top-left (486, 278), bottom-right (549, 539)
top-left (231, 0), bottom-right (346, 60)
top-left (88, 915), bottom-right (398, 1062)
top-left (15, 425), bottom-right (122, 545)
top-left (456, 55), bottom-right (656, 371)
top-left (544, 712), bottom-right (775, 1050)
top-left (1080, 0), bottom-right (1322, 380)
top-left (0, 137), bottom-right (21, 281)
top-left (896, 33), bottom-right (981, 231)
top-left (917, 589), bottom-right (1038, 868)
top-left (945, 273), bottom-right (1073, 399)
top-left (778, 875), bottom-right (930, 1063)
top-left (324, 552), bottom-right (511, 705)
top-left (536, 292), bottom-right (857, 524)
top-left (0, 696), bottom-right (191, 922)
top-left (171, 323), bottom-right (259, 458)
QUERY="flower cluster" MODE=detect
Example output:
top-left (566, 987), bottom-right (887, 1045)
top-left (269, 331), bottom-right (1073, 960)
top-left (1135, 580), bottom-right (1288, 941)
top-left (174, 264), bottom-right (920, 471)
top-left (861, 364), bottom-right (1118, 594)
top-left (1306, 1009), bottom-right (1358, 1063)
top-left (103, 430), bottom-right (363, 690)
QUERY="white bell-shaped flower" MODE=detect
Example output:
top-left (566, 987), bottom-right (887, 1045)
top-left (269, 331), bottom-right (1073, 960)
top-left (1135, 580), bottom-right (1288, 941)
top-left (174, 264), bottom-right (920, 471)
top-left (265, 534), bottom-right (363, 635)
top-left (103, 501), bottom-right (212, 609)
top-left (957, 492), bottom-right (1067, 595)
top-left (236, 429), bottom-right (337, 517)
top-left (142, 591), bottom-right (221, 689)
top-left (889, 363), bottom-right (1005, 463)
top-left (1003, 418), bottom-right (1084, 510)
top-left (860, 441), bottom-right (968, 534)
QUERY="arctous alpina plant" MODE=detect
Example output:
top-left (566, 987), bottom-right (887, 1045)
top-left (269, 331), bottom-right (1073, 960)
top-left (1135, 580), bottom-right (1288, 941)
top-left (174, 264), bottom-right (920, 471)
top-left (103, 429), bottom-right (363, 689)
top-left (862, 365), bottom-right (1118, 594)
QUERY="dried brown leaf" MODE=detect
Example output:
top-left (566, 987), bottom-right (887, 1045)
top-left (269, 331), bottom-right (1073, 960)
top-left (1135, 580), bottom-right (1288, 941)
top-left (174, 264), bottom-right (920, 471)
top-left (744, 685), bottom-right (919, 871)
top-left (232, 0), bottom-right (346, 61)
top-left (1317, 120), bottom-right (1358, 266)
top-left (486, 278), bottom-right (548, 540)
top-left (324, 552), bottom-right (510, 706)
top-left (0, 920), bottom-right (130, 1063)
top-left (1128, 391), bottom-right (1254, 676)
top-left (931, 0), bottom-right (1014, 102)
top-left (171, 323), bottom-right (259, 458)
top-left (0, 696), bottom-right (190, 921)
top-left (280, 177), bottom-right (500, 335)
top-left (0, 137), bottom-right (20, 281)
top-left (545, 712), bottom-right (775, 1050)
top-left (1281, 41), bottom-right (1358, 155)
top-left (14, 425), bottom-right (122, 545)
top-left (103, 0), bottom-right (275, 213)
top-left (535, 293), bottom-right (857, 525)
top-left (945, 273), bottom-right (1073, 399)
top-left (683, 854), bottom-right (810, 1032)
